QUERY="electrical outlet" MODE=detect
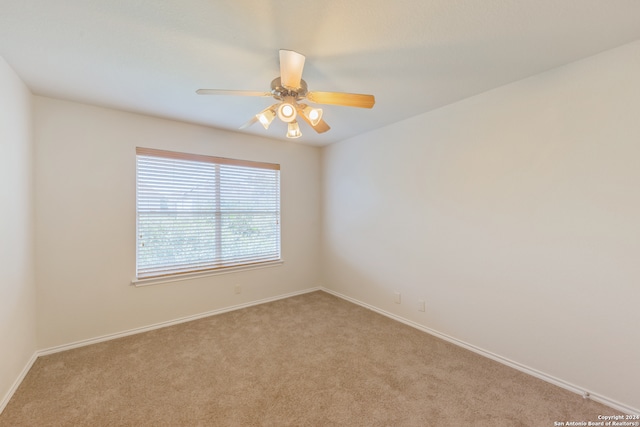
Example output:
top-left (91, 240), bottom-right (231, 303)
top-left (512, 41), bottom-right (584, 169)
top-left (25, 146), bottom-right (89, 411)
top-left (418, 299), bottom-right (426, 312)
top-left (394, 292), bottom-right (401, 304)
top-left (234, 285), bottom-right (242, 294)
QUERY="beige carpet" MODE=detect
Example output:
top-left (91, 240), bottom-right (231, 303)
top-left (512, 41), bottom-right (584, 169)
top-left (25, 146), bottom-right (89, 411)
top-left (0, 291), bottom-right (619, 426)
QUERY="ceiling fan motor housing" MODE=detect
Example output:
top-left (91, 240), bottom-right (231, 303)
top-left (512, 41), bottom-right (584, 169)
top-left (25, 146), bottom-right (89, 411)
top-left (271, 77), bottom-right (308, 101)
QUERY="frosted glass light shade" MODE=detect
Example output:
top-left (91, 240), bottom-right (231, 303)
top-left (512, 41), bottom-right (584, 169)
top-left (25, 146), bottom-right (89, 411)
top-left (256, 107), bottom-right (276, 129)
top-left (286, 121), bottom-right (302, 138)
top-left (302, 105), bottom-right (323, 126)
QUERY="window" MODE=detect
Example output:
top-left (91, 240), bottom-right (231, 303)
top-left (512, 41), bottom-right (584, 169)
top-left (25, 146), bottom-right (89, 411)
top-left (135, 147), bottom-right (281, 280)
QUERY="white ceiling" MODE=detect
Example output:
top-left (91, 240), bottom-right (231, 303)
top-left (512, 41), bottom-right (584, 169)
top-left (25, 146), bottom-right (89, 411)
top-left (1, 0), bottom-right (640, 146)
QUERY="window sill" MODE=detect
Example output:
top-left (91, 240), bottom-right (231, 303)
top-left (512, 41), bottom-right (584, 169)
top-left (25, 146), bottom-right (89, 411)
top-left (131, 260), bottom-right (284, 287)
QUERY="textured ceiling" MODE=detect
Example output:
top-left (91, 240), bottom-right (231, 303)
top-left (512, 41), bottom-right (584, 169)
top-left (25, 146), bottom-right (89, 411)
top-left (1, 0), bottom-right (640, 145)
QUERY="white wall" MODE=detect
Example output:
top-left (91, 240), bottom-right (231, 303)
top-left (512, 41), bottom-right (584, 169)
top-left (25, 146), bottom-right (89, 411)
top-left (34, 97), bottom-right (321, 349)
top-left (322, 40), bottom-right (640, 411)
top-left (0, 57), bottom-right (37, 408)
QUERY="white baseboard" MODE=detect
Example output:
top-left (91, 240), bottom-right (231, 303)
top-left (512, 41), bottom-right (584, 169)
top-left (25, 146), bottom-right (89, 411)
top-left (1, 286), bottom-right (320, 415)
top-left (0, 351), bottom-right (38, 414)
top-left (4, 286), bottom-right (637, 416)
top-left (39, 287), bottom-right (321, 356)
top-left (320, 287), bottom-right (639, 416)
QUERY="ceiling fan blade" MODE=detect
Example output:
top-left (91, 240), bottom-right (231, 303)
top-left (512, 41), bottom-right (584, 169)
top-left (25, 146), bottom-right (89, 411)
top-left (196, 89), bottom-right (271, 97)
top-left (311, 118), bottom-right (331, 134)
top-left (279, 49), bottom-right (306, 90)
top-left (239, 116), bottom-right (258, 130)
top-left (299, 113), bottom-right (331, 134)
top-left (306, 91), bottom-right (375, 109)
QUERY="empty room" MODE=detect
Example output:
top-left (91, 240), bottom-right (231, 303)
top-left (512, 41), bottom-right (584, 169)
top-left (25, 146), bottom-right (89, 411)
top-left (1, 1), bottom-right (639, 425)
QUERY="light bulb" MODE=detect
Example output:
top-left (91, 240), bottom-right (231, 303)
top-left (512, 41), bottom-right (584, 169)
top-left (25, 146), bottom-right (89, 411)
top-left (282, 104), bottom-right (294, 117)
top-left (308, 109), bottom-right (320, 122)
top-left (286, 121), bottom-right (302, 139)
top-left (307, 107), bottom-right (322, 126)
top-left (277, 102), bottom-right (297, 123)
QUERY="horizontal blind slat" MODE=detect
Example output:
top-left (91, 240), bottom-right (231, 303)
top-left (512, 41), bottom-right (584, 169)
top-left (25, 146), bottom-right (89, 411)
top-left (136, 149), bottom-right (281, 279)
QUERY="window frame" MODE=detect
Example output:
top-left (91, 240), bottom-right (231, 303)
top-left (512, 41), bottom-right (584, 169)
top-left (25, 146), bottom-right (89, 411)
top-left (133, 147), bottom-right (282, 286)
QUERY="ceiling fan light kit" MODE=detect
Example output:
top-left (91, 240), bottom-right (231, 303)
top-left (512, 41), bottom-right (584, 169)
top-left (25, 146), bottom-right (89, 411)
top-left (197, 49), bottom-right (375, 139)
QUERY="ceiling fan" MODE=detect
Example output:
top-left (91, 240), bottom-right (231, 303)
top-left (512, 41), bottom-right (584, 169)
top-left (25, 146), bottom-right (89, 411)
top-left (196, 49), bottom-right (375, 139)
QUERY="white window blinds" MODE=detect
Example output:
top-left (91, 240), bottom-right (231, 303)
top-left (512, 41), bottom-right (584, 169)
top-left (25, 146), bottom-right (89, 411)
top-left (136, 147), bottom-right (281, 279)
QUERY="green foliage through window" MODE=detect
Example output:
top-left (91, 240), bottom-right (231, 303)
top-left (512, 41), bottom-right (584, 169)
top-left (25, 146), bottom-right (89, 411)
top-left (136, 148), bottom-right (280, 279)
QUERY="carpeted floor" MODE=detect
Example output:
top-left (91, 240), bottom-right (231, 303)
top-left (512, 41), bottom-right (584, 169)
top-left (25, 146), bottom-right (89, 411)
top-left (0, 291), bottom-right (620, 426)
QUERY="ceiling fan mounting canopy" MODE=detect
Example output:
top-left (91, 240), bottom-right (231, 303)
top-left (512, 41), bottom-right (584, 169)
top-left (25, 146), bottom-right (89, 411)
top-left (196, 49), bottom-right (375, 138)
